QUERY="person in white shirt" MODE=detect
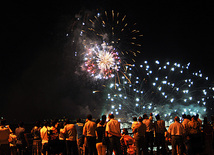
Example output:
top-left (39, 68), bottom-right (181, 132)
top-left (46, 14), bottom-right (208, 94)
top-left (62, 119), bottom-right (78, 155)
top-left (40, 121), bottom-right (50, 155)
top-left (167, 116), bottom-right (184, 155)
top-left (106, 114), bottom-right (121, 155)
top-left (83, 114), bottom-right (97, 155)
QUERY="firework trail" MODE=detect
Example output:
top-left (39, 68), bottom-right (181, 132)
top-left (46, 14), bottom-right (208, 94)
top-left (82, 10), bottom-right (143, 62)
top-left (70, 9), bottom-right (143, 80)
top-left (104, 60), bottom-right (214, 123)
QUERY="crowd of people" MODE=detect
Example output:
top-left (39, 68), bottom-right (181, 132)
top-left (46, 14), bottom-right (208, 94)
top-left (0, 113), bottom-right (214, 155)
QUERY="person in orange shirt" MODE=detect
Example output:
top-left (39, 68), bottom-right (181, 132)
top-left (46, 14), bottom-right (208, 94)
top-left (167, 116), bottom-right (184, 155)
top-left (106, 114), bottom-right (121, 155)
top-left (83, 114), bottom-right (97, 155)
top-left (0, 119), bottom-right (10, 155)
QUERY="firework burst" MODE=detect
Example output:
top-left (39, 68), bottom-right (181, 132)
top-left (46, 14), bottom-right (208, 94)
top-left (104, 60), bottom-right (214, 123)
top-left (83, 9), bottom-right (143, 63)
top-left (71, 9), bottom-right (143, 81)
top-left (83, 42), bottom-right (121, 79)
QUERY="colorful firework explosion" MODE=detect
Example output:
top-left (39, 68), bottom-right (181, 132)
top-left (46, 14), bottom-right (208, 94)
top-left (83, 42), bottom-right (121, 79)
top-left (82, 10), bottom-right (143, 62)
top-left (71, 9), bottom-right (143, 80)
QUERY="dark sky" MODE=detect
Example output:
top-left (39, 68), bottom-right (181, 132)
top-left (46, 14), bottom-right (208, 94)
top-left (1, 0), bottom-right (214, 123)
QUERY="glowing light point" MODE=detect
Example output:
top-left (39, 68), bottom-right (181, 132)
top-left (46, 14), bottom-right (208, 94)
top-left (162, 81), bottom-right (167, 84)
top-left (158, 87), bottom-right (162, 91)
top-left (155, 60), bottom-right (160, 64)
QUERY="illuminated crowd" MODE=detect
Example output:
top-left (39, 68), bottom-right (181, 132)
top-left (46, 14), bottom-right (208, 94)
top-left (0, 113), bottom-right (214, 155)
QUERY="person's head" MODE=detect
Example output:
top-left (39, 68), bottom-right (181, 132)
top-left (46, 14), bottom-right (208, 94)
top-left (192, 115), bottom-right (197, 121)
top-left (150, 113), bottom-right (153, 116)
top-left (196, 114), bottom-right (199, 119)
top-left (138, 117), bottom-right (143, 122)
top-left (100, 115), bottom-right (106, 125)
top-left (95, 119), bottom-right (100, 124)
top-left (102, 115), bottom-right (106, 121)
top-left (204, 117), bottom-right (208, 124)
top-left (174, 116), bottom-right (180, 122)
top-left (187, 115), bottom-right (191, 120)
top-left (182, 114), bottom-right (187, 119)
top-left (155, 114), bottom-right (160, 120)
top-left (58, 122), bottom-right (64, 129)
top-left (143, 114), bottom-right (148, 119)
top-left (108, 114), bottom-right (114, 120)
top-left (133, 117), bottom-right (137, 122)
top-left (122, 128), bottom-right (128, 135)
top-left (87, 114), bottom-right (92, 121)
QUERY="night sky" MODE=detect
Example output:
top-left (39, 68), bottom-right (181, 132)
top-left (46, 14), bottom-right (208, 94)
top-left (1, 0), bottom-right (214, 123)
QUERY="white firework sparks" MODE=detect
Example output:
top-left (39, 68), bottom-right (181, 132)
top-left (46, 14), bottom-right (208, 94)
top-left (97, 50), bottom-right (117, 73)
top-left (104, 60), bottom-right (214, 123)
top-left (70, 9), bottom-right (143, 82)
